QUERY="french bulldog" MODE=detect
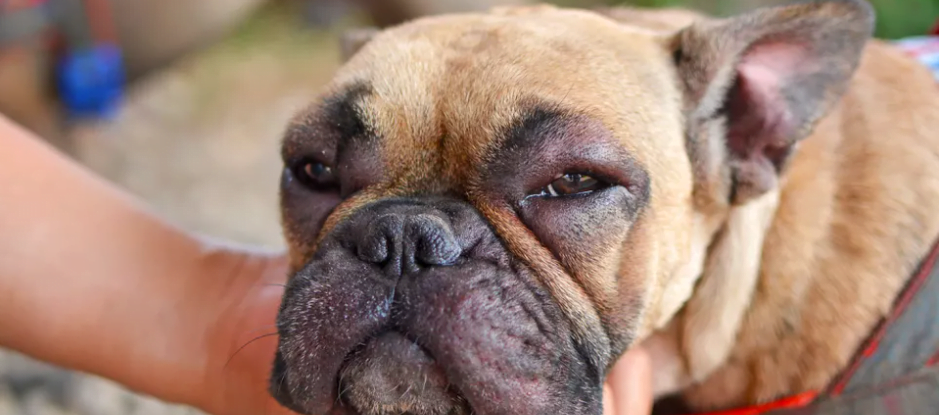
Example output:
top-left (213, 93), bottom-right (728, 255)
top-left (269, 1), bottom-right (940, 414)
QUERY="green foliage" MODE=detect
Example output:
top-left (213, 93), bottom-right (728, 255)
top-left (587, 0), bottom-right (937, 38)
top-left (868, 0), bottom-right (937, 39)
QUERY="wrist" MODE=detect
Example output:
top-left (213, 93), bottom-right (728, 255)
top-left (192, 246), bottom-right (289, 415)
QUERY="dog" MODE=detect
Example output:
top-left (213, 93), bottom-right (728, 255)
top-left (269, 1), bottom-right (940, 414)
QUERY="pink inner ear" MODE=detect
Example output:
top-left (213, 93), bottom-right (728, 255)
top-left (740, 41), bottom-right (810, 77)
top-left (726, 41), bottom-right (810, 158)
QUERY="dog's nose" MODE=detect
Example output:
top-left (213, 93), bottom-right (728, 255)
top-left (356, 212), bottom-right (461, 275)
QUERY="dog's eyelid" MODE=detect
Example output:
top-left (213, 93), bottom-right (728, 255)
top-left (286, 149), bottom-right (336, 168)
top-left (288, 157), bottom-right (342, 193)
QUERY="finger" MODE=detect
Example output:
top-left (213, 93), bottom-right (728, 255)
top-left (608, 347), bottom-right (654, 415)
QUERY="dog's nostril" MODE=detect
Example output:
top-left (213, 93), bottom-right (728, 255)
top-left (356, 212), bottom-right (461, 275)
top-left (415, 232), bottom-right (461, 266)
top-left (357, 213), bottom-right (402, 265)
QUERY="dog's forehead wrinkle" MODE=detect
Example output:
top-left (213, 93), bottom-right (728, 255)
top-left (486, 105), bottom-right (648, 182)
top-left (326, 14), bottom-right (684, 197)
top-left (283, 82), bottom-right (376, 160)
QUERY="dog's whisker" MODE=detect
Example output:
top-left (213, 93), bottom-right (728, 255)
top-left (398, 382), bottom-right (413, 401)
top-left (263, 282), bottom-right (287, 287)
top-left (277, 369), bottom-right (288, 403)
top-left (251, 324), bottom-right (280, 334)
top-left (560, 81), bottom-right (577, 104)
top-left (337, 381), bottom-right (353, 405)
top-left (241, 324), bottom-right (278, 337)
top-left (384, 381), bottom-right (400, 397)
top-left (223, 332), bottom-right (278, 370)
top-left (336, 367), bottom-right (352, 405)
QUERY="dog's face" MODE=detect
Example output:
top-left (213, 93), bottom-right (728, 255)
top-left (271, 3), bottom-right (873, 414)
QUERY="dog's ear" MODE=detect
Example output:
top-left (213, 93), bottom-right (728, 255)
top-left (340, 27), bottom-right (379, 62)
top-left (674, 0), bottom-right (874, 205)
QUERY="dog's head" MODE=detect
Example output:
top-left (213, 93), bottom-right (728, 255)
top-left (271, 2), bottom-right (873, 414)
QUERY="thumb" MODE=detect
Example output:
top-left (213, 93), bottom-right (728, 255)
top-left (604, 346), bottom-right (654, 415)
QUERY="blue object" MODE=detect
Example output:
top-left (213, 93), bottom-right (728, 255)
top-left (56, 43), bottom-right (124, 120)
top-left (893, 36), bottom-right (939, 81)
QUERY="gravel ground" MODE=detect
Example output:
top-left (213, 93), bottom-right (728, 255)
top-left (0, 8), bottom-right (341, 415)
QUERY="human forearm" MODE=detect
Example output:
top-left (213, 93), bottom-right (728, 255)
top-left (0, 115), bottom-right (224, 407)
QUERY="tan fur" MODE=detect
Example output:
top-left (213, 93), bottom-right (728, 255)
top-left (602, 5), bottom-right (939, 408)
top-left (597, 6), bottom-right (705, 33)
top-left (680, 40), bottom-right (939, 408)
top-left (682, 190), bottom-right (780, 383)
top-left (304, 9), bottom-right (695, 362)
top-left (284, 3), bottom-right (939, 411)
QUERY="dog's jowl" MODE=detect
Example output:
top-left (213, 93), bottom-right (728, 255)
top-left (270, 1), bottom-right (939, 414)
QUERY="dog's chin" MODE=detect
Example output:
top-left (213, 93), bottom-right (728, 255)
top-left (337, 331), bottom-right (468, 415)
top-left (270, 250), bottom-right (603, 415)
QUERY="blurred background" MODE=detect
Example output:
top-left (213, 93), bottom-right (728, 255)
top-left (0, 0), bottom-right (936, 414)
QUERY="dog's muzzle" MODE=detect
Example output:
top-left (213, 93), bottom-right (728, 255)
top-left (270, 197), bottom-right (601, 415)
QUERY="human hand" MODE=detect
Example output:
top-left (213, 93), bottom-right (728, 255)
top-left (604, 346), bottom-right (654, 415)
top-left (197, 251), bottom-right (652, 415)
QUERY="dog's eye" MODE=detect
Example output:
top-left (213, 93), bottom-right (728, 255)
top-left (293, 160), bottom-right (338, 190)
top-left (540, 173), bottom-right (609, 197)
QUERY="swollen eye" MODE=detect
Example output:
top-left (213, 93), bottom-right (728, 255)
top-left (293, 160), bottom-right (339, 190)
top-left (542, 173), bottom-right (608, 197)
